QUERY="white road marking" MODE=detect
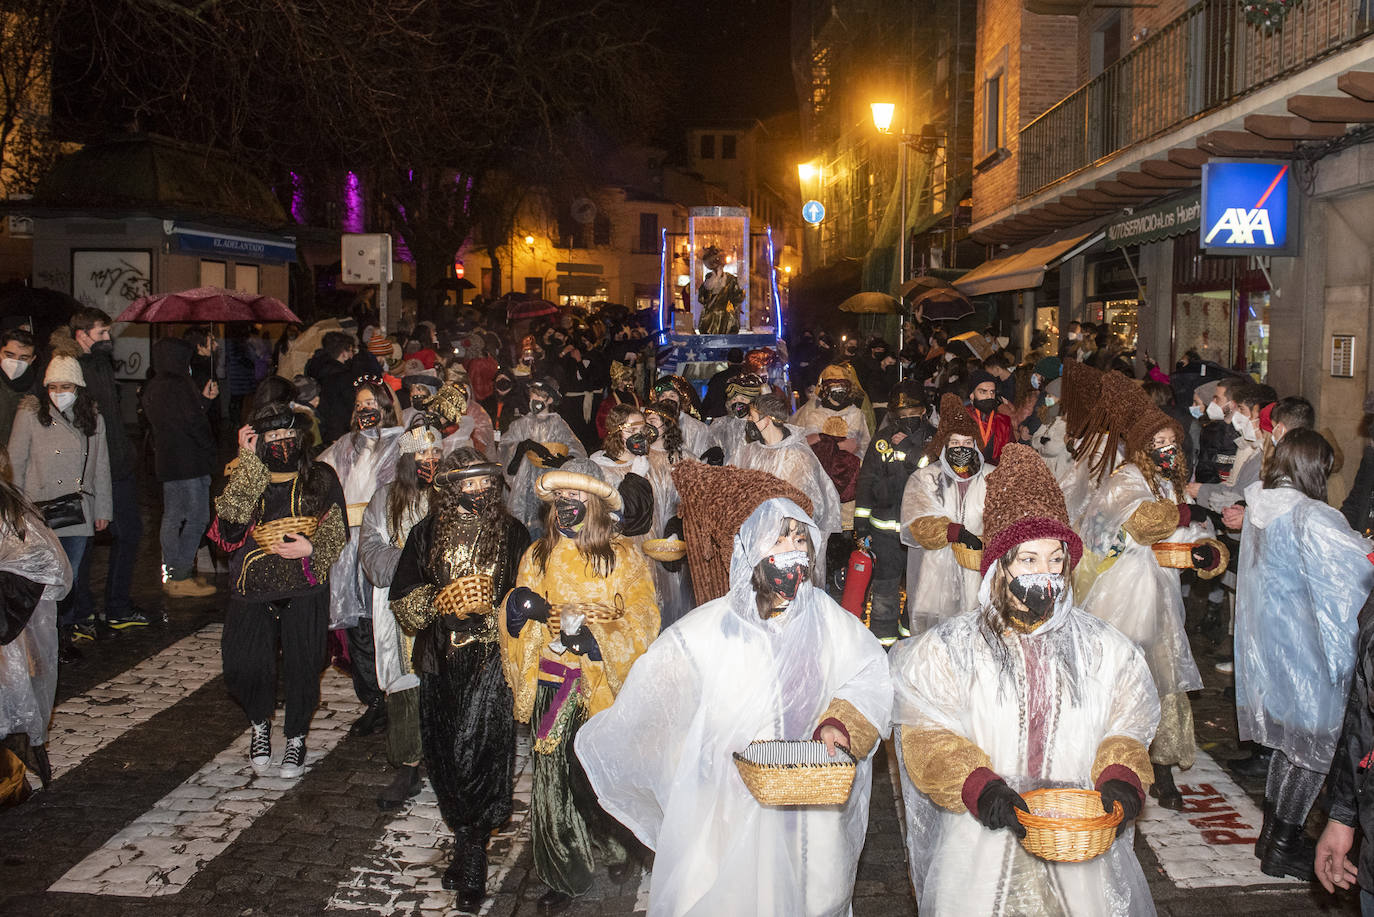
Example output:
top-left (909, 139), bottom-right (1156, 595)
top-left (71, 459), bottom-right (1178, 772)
top-left (49, 667), bottom-right (361, 897)
top-left (41, 625), bottom-right (224, 783)
top-left (1136, 748), bottom-right (1301, 888)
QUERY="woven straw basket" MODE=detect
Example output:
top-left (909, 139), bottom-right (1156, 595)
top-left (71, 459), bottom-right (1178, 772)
top-left (1016, 788), bottom-right (1122, 862)
top-left (952, 542), bottom-right (984, 572)
top-left (643, 537), bottom-right (687, 563)
top-left (732, 740), bottom-right (857, 807)
top-left (548, 597), bottom-right (625, 636)
top-left (1150, 542), bottom-right (1193, 569)
top-left (436, 574), bottom-right (495, 619)
top-left (528, 442), bottom-right (569, 468)
top-left (252, 515), bottom-right (319, 549)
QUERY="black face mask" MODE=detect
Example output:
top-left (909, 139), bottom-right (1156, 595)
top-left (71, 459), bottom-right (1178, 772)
top-left (896, 416), bottom-right (926, 438)
top-left (554, 497), bottom-right (586, 535)
top-left (355, 408), bottom-right (382, 430)
top-left (91, 339), bottom-right (115, 358)
top-left (416, 456), bottom-right (440, 484)
top-left (1007, 572), bottom-right (1065, 628)
top-left (761, 550), bottom-right (809, 603)
top-left (821, 384), bottom-right (850, 409)
top-left (744, 420), bottom-right (765, 444)
top-left (530, 399), bottom-right (550, 414)
top-left (495, 380), bottom-right (513, 395)
top-left (946, 445), bottom-right (979, 472)
top-left (455, 487), bottom-right (498, 514)
top-left (1150, 444), bottom-right (1180, 475)
top-left (972, 397), bottom-right (998, 415)
top-left (727, 401), bottom-right (750, 418)
top-left (625, 432), bottom-right (651, 456)
top-left (263, 438), bottom-right (300, 472)
top-left (653, 398), bottom-right (680, 420)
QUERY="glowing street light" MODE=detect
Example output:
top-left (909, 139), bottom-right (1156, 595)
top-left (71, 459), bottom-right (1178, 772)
top-left (871, 102), bottom-right (896, 134)
top-left (797, 162), bottom-right (817, 182)
top-left (524, 234), bottom-right (535, 246)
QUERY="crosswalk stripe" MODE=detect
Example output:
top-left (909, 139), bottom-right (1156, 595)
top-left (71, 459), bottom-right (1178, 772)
top-left (48, 667), bottom-right (361, 897)
top-left (1136, 748), bottom-right (1301, 888)
top-left (327, 726), bottom-right (534, 915)
top-left (42, 625), bottom-right (224, 784)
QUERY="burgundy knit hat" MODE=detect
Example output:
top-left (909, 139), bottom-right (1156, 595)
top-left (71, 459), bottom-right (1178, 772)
top-left (980, 443), bottom-right (1083, 575)
top-left (924, 392), bottom-right (981, 461)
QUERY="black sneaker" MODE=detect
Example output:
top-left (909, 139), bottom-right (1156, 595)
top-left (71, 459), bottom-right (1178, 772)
top-left (107, 608), bottom-right (153, 630)
top-left (71, 621), bottom-right (97, 642)
top-left (249, 722), bottom-right (272, 775)
top-left (280, 736), bottom-right (307, 779)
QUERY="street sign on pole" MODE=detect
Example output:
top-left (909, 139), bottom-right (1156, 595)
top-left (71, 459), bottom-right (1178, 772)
top-left (802, 200), bottom-right (826, 225)
top-left (342, 233), bottom-right (393, 332)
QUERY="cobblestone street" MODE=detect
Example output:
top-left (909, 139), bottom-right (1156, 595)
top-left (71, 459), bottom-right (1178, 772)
top-left (0, 518), bottom-right (1366, 916)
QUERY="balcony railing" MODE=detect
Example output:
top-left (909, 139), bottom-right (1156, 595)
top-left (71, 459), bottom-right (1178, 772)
top-left (1018, 0), bottom-right (1374, 198)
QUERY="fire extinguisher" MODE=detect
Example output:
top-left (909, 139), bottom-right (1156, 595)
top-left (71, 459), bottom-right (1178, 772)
top-left (840, 537), bottom-right (875, 621)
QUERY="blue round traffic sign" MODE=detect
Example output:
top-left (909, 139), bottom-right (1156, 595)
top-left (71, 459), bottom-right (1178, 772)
top-left (802, 200), bottom-right (825, 225)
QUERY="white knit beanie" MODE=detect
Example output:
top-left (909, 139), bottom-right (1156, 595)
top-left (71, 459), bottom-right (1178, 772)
top-left (44, 355), bottom-right (85, 388)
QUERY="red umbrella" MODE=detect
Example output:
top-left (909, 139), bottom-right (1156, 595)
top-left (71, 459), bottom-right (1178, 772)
top-left (506, 298), bottom-right (559, 321)
top-left (116, 286), bottom-right (300, 323)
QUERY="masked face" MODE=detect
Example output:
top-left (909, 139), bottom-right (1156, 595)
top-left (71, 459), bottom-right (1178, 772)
top-left (1232, 411), bottom-right (1255, 441)
top-left (355, 408), bottom-right (382, 430)
top-left (50, 390), bottom-right (76, 413)
top-left (91, 339), bottom-right (115, 358)
top-left (744, 419), bottom-right (765, 443)
top-left (1150, 443), bottom-right (1180, 474)
top-left (1007, 572), bottom-right (1065, 628)
top-left (263, 435), bottom-right (300, 472)
top-left (945, 444), bottom-right (979, 475)
top-left (821, 381), bottom-right (850, 409)
top-left (554, 497), bottom-right (587, 535)
top-left (1205, 400), bottom-right (1226, 422)
top-left (1031, 374), bottom-right (1042, 390)
top-left (896, 414), bottom-right (926, 438)
top-left (625, 431), bottom-right (651, 456)
top-left (972, 396), bottom-right (998, 415)
top-left (1189, 404), bottom-right (1204, 419)
top-left (727, 400), bottom-right (750, 418)
top-left (654, 396), bottom-right (680, 419)
top-left (495, 378), bottom-right (513, 395)
top-left (761, 549), bottom-right (809, 602)
top-left (1, 357), bottom-right (29, 381)
top-left (416, 455), bottom-right (441, 484)
top-left (455, 482), bottom-right (498, 513)
top-left (530, 395), bottom-right (551, 414)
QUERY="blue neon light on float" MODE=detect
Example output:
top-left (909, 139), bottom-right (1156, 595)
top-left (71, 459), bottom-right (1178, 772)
top-left (1201, 160), bottom-right (1296, 254)
top-left (766, 226), bottom-right (784, 337)
top-left (658, 226), bottom-right (669, 333)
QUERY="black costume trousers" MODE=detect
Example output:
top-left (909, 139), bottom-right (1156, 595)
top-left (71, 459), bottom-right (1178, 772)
top-left (419, 641), bottom-right (516, 842)
top-left (221, 591), bottom-right (328, 738)
top-left (347, 617), bottom-right (384, 708)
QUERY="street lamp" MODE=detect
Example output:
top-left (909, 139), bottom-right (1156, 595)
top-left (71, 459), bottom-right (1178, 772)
top-left (872, 100), bottom-right (911, 378)
top-left (524, 234), bottom-right (535, 246)
top-left (870, 102), bottom-right (896, 135)
top-left (797, 162), bottom-right (817, 183)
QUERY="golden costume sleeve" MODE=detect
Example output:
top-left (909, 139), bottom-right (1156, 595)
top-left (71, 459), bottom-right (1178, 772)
top-left (817, 698), bottom-right (880, 759)
top-left (908, 515), bottom-right (954, 550)
top-left (309, 505), bottom-right (348, 573)
top-left (900, 725), bottom-right (992, 813)
top-left (392, 584), bottom-right (441, 633)
top-left (582, 542), bottom-right (661, 715)
top-left (1122, 499), bottom-right (1180, 545)
top-left (215, 449), bottom-right (269, 523)
top-left (1091, 734), bottom-right (1154, 794)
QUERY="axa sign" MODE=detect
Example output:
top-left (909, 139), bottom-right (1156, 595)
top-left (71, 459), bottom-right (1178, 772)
top-left (1201, 160), bottom-right (1297, 255)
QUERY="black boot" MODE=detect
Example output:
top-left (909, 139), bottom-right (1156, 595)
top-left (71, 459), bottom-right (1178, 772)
top-left (453, 839), bottom-right (487, 912)
top-left (1199, 600), bottom-right (1229, 645)
top-left (375, 763), bottom-right (421, 811)
top-left (1152, 763), bottom-right (1184, 811)
top-left (1254, 799), bottom-right (1277, 859)
top-left (349, 699), bottom-right (388, 737)
top-left (1260, 820), bottom-right (1316, 881)
top-left (1230, 746), bottom-right (1273, 779)
top-left (537, 889), bottom-right (574, 915)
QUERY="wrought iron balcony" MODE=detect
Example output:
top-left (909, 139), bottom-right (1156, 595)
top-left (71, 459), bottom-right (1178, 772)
top-left (1018, 0), bottom-right (1374, 198)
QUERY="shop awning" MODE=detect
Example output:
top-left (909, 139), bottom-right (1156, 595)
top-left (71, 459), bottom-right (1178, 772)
top-left (954, 229), bottom-right (1102, 296)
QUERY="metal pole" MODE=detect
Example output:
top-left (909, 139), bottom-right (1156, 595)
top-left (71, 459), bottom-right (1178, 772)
top-left (898, 139), bottom-right (908, 380)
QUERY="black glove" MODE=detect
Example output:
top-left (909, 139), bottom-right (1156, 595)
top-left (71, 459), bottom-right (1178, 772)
top-left (526, 440), bottom-right (554, 462)
top-left (1190, 543), bottom-right (1221, 571)
top-left (441, 612), bottom-right (483, 636)
top-left (976, 780), bottom-right (1029, 838)
top-left (1099, 779), bottom-right (1143, 834)
top-left (508, 439), bottom-right (541, 475)
top-left (954, 527), bottom-right (984, 551)
top-left (505, 586), bottom-right (550, 636)
top-left (700, 445), bottom-right (725, 466)
top-left (661, 515), bottom-right (686, 573)
top-left (542, 451), bottom-right (569, 468)
top-left (561, 627), bottom-right (602, 661)
top-left (853, 515), bottom-right (874, 539)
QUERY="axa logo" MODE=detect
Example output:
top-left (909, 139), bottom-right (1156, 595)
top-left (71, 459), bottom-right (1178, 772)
top-left (1204, 208), bottom-right (1274, 246)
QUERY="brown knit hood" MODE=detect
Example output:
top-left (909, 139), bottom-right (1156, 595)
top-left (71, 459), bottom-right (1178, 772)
top-left (1125, 409), bottom-right (1185, 457)
top-left (924, 392), bottom-right (981, 461)
top-left (1061, 361), bottom-right (1103, 442)
top-left (980, 443), bottom-right (1083, 575)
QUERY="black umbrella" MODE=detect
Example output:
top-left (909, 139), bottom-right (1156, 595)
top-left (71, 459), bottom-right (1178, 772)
top-left (913, 286), bottom-right (975, 323)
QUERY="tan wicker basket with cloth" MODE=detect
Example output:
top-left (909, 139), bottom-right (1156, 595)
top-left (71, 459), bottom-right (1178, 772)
top-left (346, 502), bottom-right (369, 528)
top-left (952, 542), bottom-right (984, 572)
top-left (546, 595), bottom-right (626, 636)
top-left (1015, 787), bottom-right (1122, 862)
top-left (643, 537), bottom-right (687, 563)
top-left (251, 515), bottom-right (319, 549)
top-left (1151, 536), bottom-right (1229, 579)
top-left (435, 574), bottom-right (496, 619)
top-left (732, 739), bottom-right (857, 806)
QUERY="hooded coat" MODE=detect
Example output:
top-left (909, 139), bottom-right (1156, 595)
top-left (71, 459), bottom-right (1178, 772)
top-left (141, 338), bottom-right (215, 483)
top-left (899, 453), bottom-right (991, 635)
top-left (575, 498), bottom-right (892, 917)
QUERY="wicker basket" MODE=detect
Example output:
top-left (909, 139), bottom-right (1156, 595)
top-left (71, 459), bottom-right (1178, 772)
top-left (436, 574), bottom-right (496, 619)
top-left (643, 537), bottom-right (687, 563)
top-left (251, 515), bottom-right (319, 549)
top-left (1151, 542), bottom-right (1194, 569)
top-left (732, 740), bottom-right (858, 806)
top-left (528, 441), bottom-right (569, 469)
top-left (548, 596), bottom-right (626, 635)
top-left (1016, 788), bottom-right (1122, 863)
top-left (952, 542), bottom-right (984, 572)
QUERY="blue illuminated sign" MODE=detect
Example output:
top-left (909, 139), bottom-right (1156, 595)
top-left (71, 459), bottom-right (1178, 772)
top-left (1200, 160), bottom-right (1297, 255)
top-left (802, 200), bottom-right (825, 225)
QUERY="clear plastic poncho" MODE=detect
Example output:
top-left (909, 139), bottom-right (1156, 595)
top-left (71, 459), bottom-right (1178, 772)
top-left (706, 414), bottom-right (748, 465)
top-left (1074, 464), bottom-right (1205, 696)
top-left (1060, 441), bottom-right (1120, 529)
top-left (1235, 480), bottom-right (1374, 772)
top-left (899, 457), bottom-right (990, 635)
top-left (733, 428), bottom-right (843, 539)
top-left (891, 572), bottom-right (1160, 917)
top-left (791, 400), bottom-right (872, 456)
top-left (359, 481), bottom-right (428, 696)
top-left (498, 410), bottom-right (587, 538)
top-left (0, 512), bottom-right (73, 746)
top-left (575, 498), bottom-right (892, 917)
top-left (678, 412), bottom-right (712, 459)
top-left (318, 427), bottom-right (403, 629)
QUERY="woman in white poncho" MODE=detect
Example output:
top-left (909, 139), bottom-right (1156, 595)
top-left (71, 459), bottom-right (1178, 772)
top-left (1235, 429), bottom-right (1374, 880)
top-left (499, 377), bottom-right (586, 538)
top-left (734, 394), bottom-right (843, 539)
top-left (893, 444), bottom-right (1159, 917)
top-left (575, 497), bottom-right (891, 916)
